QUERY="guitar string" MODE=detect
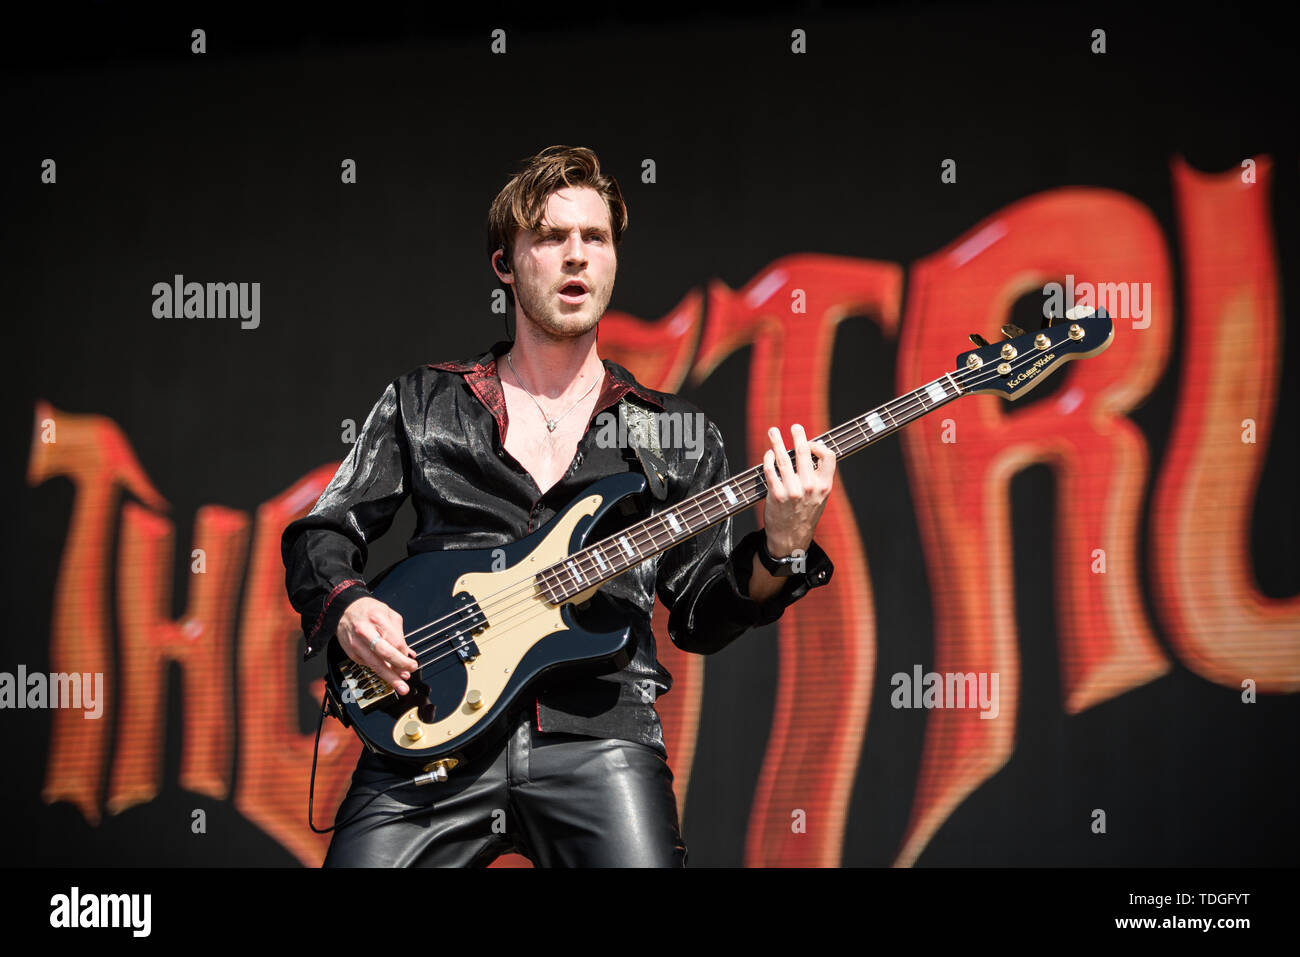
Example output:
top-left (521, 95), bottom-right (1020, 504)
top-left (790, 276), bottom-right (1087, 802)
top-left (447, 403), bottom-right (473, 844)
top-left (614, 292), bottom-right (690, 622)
top-left (338, 340), bottom-right (1085, 698)
top-left (342, 364), bottom-right (1078, 705)
top-left (391, 341), bottom-right (1075, 680)
top-left (376, 348), bottom-right (1002, 689)
top-left (407, 395), bottom-right (947, 676)
top-left (381, 341), bottom-right (1073, 678)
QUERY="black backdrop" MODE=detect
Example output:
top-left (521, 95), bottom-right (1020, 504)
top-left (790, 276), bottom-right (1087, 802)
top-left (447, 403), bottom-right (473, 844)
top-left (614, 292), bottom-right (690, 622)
top-left (2, 0), bottom-right (1296, 867)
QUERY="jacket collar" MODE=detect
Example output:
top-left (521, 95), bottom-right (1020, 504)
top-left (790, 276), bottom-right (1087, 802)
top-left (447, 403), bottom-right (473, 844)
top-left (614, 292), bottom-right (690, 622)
top-left (430, 339), bottom-right (664, 441)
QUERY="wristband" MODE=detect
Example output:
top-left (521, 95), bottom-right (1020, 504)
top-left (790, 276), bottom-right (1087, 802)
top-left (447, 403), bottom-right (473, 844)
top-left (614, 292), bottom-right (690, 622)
top-left (757, 537), bottom-right (801, 578)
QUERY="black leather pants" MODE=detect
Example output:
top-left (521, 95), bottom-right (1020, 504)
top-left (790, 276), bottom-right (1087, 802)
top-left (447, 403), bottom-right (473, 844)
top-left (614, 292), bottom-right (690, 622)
top-left (322, 709), bottom-right (688, 867)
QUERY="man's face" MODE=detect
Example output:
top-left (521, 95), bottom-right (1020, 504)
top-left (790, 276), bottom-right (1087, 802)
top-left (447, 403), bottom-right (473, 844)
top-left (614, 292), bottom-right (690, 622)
top-left (505, 186), bottom-right (616, 340)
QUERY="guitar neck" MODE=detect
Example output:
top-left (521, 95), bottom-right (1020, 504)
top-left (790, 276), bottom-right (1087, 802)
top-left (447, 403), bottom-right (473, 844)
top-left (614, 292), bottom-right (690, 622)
top-left (536, 370), bottom-right (967, 603)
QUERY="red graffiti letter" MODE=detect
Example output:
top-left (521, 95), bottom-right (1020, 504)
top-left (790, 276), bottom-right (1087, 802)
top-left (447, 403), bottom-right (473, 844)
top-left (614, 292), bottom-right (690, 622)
top-left (694, 253), bottom-right (904, 867)
top-left (1152, 156), bottom-right (1300, 691)
top-left (108, 503), bottom-right (249, 813)
top-left (896, 190), bottom-right (1173, 865)
top-left (27, 401), bottom-right (167, 824)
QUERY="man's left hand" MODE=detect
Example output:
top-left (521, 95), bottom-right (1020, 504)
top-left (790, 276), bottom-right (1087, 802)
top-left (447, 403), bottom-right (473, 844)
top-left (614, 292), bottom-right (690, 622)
top-left (760, 424), bottom-right (836, 560)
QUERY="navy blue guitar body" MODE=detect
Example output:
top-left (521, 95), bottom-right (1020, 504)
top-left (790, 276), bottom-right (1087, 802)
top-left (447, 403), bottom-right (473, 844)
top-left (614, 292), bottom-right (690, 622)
top-left (324, 472), bottom-right (646, 771)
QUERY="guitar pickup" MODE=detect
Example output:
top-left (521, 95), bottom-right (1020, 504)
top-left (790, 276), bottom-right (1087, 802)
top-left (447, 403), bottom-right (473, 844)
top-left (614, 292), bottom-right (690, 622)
top-left (453, 596), bottom-right (488, 662)
top-left (453, 634), bottom-right (481, 662)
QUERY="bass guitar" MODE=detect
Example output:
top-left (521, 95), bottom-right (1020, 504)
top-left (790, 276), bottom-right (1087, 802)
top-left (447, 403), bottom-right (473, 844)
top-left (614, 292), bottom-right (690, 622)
top-left (325, 308), bottom-right (1114, 776)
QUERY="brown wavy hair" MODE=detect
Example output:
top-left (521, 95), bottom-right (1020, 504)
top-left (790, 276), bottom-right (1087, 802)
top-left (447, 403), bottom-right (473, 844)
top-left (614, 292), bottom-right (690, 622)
top-left (487, 145), bottom-right (628, 305)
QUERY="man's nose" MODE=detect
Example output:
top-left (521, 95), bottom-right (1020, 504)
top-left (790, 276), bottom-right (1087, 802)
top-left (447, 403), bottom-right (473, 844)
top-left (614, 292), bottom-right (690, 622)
top-left (563, 235), bottom-right (589, 266)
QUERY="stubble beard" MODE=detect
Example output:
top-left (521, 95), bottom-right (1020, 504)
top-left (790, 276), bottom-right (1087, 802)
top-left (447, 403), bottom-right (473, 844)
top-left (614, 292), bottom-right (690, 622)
top-left (514, 276), bottom-right (612, 343)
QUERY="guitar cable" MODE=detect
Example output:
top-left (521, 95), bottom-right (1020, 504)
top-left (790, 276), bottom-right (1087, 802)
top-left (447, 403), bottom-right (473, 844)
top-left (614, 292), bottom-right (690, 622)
top-left (308, 687), bottom-right (448, 834)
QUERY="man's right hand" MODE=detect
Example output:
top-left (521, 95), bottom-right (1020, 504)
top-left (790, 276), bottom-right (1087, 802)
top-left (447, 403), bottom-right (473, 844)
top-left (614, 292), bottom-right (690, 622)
top-left (337, 597), bottom-right (419, 696)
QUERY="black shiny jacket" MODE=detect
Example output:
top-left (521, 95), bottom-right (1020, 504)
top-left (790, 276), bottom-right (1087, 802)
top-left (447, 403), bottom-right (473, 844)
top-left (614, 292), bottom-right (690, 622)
top-left (281, 340), bottom-right (834, 756)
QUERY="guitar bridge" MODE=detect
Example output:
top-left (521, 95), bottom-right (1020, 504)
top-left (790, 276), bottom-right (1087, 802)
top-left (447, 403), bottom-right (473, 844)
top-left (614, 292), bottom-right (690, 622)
top-left (338, 660), bottom-right (394, 712)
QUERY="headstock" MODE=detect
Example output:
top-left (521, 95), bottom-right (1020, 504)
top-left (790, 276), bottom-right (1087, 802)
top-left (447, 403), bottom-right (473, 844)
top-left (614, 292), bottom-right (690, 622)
top-left (954, 306), bottom-right (1114, 399)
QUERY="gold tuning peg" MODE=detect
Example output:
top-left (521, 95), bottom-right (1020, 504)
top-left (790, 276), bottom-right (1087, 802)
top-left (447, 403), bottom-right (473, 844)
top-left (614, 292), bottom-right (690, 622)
top-left (1041, 307), bottom-right (1055, 329)
top-left (969, 333), bottom-right (989, 348)
top-left (1001, 324), bottom-right (1025, 339)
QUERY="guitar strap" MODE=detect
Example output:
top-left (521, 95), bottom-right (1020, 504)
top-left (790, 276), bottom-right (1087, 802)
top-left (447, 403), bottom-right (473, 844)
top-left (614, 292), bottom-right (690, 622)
top-left (618, 395), bottom-right (670, 501)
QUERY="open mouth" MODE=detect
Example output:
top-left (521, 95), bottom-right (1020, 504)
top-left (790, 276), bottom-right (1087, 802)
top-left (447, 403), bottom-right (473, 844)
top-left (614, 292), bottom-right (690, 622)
top-left (558, 283), bottom-right (589, 303)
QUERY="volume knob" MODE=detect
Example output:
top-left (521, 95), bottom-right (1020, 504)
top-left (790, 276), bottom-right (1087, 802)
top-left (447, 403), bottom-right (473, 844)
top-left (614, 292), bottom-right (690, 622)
top-left (403, 720), bottom-right (423, 741)
top-left (466, 690), bottom-right (484, 710)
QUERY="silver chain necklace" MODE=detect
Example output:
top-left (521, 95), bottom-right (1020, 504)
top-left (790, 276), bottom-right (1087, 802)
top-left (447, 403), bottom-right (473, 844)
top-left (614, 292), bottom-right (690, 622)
top-left (505, 351), bottom-right (602, 433)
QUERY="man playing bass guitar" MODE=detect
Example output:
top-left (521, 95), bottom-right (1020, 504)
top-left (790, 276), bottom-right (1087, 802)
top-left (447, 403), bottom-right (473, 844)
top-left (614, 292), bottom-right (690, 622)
top-left (282, 145), bottom-right (837, 867)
